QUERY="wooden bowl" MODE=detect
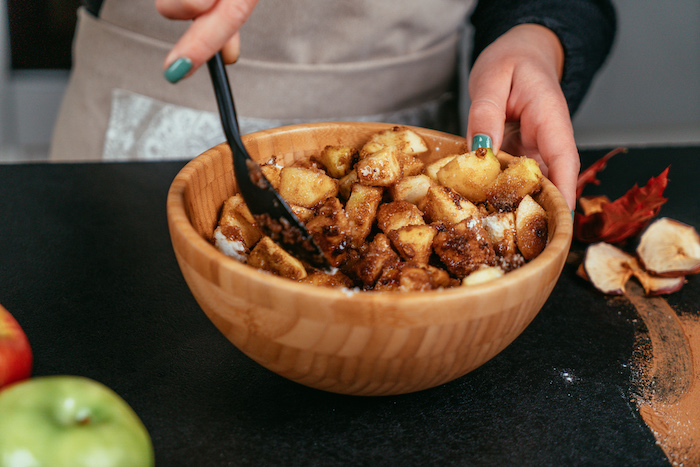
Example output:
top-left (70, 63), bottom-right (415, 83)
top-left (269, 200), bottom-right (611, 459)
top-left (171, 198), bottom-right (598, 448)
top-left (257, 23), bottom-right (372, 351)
top-left (166, 122), bottom-right (573, 396)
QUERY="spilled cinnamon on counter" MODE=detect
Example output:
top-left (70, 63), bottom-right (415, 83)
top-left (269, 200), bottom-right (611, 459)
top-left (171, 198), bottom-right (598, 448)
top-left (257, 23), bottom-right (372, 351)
top-left (626, 282), bottom-right (700, 466)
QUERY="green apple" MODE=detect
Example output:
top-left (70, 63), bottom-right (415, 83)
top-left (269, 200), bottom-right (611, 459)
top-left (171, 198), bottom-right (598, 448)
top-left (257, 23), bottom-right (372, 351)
top-left (0, 376), bottom-right (154, 467)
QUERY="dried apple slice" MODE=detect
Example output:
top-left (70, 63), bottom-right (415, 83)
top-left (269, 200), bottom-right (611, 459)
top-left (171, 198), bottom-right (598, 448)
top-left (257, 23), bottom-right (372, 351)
top-left (628, 257), bottom-right (686, 296)
top-left (578, 195), bottom-right (610, 216)
top-left (582, 242), bottom-right (634, 295)
top-left (636, 217), bottom-right (700, 277)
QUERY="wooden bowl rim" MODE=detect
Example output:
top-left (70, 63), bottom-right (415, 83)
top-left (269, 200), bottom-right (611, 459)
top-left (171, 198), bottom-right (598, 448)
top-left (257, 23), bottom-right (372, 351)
top-left (167, 121), bottom-right (573, 307)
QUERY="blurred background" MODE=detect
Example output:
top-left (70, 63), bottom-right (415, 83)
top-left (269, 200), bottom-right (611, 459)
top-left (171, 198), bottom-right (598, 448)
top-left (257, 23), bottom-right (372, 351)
top-left (0, 0), bottom-right (698, 162)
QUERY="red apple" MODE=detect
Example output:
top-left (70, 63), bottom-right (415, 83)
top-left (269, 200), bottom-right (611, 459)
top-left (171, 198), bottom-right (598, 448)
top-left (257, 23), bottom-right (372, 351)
top-left (0, 304), bottom-right (33, 388)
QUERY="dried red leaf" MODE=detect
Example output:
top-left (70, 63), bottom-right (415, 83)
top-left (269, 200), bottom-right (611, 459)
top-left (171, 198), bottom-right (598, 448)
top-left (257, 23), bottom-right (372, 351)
top-left (574, 167), bottom-right (669, 244)
top-left (576, 147), bottom-right (627, 199)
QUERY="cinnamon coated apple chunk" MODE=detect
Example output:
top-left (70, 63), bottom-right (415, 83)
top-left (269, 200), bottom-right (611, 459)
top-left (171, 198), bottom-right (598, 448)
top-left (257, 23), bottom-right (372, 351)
top-left (388, 224), bottom-right (438, 264)
top-left (213, 125), bottom-right (550, 291)
top-left (213, 194), bottom-right (261, 262)
top-left (356, 146), bottom-right (402, 187)
top-left (318, 145), bottom-right (357, 179)
top-left (278, 166), bottom-right (339, 208)
top-left (360, 126), bottom-right (429, 158)
top-left (305, 197), bottom-right (351, 267)
top-left (345, 184), bottom-right (383, 248)
top-left (377, 200), bottom-right (425, 233)
top-left (421, 185), bottom-right (481, 225)
top-left (432, 217), bottom-right (497, 278)
top-left (247, 236), bottom-right (308, 280)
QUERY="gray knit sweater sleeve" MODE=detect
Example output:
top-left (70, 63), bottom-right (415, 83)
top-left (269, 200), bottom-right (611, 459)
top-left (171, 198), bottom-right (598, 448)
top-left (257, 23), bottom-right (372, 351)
top-left (470, 0), bottom-right (616, 115)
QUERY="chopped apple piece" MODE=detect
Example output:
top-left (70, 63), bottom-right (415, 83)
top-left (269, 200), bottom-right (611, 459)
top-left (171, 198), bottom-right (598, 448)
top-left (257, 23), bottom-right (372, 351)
top-left (278, 167), bottom-right (338, 208)
top-left (289, 204), bottom-right (315, 223)
top-left (377, 200), bottom-right (425, 233)
top-left (432, 217), bottom-right (496, 278)
top-left (248, 236), bottom-right (308, 280)
top-left (319, 145), bottom-right (357, 179)
top-left (390, 174), bottom-right (435, 205)
top-left (582, 242), bottom-right (634, 295)
top-left (305, 197), bottom-right (351, 267)
top-left (355, 146), bottom-right (402, 187)
top-left (636, 217), bottom-right (700, 277)
top-left (214, 194), bottom-right (262, 261)
top-left (338, 169), bottom-right (359, 200)
top-left (515, 195), bottom-right (548, 260)
top-left (425, 155), bottom-right (457, 181)
top-left (397, 153), bottom-right (426, 177)
top-left (258, 156), bottom-right (285, 189)
top-left (352, 233), bottom-right (400, 288)
top-left (422, 185), bottom-right (481, 225)
top-left (388, 224), bottom-right (438, 264)
top-left (301, 270), bottom-right (356, 288)
top-left (462, 266), bottom-right (504, 286)
top-left (361, 126), bottom-right (429, 157)
top-left (437, 148), bottom-right (501, 203)
top-left (488, 157), bottom-right (543, 210)
top-left (396, 262), bottom-right (434, 292)
top-left (483, 212), bottom-right (517, 257)
top-left (345, 184), bottom-right (383, 248)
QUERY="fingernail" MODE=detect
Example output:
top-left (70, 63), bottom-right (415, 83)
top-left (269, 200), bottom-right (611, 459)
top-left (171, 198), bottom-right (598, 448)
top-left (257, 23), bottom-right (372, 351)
top-left (164, 57), bottom-right (192, 83)
top-left (472, 134), bottom-right (492, 150)
top-left (571, 210), bottom-right (575, 221)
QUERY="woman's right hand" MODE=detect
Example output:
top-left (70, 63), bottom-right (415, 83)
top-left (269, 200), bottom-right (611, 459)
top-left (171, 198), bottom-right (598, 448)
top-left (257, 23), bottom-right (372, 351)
top-left (156, 0), bottom-right (259, 82)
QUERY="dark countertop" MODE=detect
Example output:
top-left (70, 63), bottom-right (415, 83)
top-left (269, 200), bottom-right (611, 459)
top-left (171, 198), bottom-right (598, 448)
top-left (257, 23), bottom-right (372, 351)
top-left (1, 146), bottom-right (697, 466)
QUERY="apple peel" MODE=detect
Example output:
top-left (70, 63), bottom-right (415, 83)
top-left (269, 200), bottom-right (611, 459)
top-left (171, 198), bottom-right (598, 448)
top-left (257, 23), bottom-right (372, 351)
top-left (637, 217), bottom-right (700, 277)
top-left (574, 148), bottom-right (669, 244)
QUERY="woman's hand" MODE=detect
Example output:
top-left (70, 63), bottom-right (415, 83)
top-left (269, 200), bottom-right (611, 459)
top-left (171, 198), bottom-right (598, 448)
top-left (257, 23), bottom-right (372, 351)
top-left (156, 0), bottom-right (259, 82)
top-left (467, 24), bottom-right (579, 209)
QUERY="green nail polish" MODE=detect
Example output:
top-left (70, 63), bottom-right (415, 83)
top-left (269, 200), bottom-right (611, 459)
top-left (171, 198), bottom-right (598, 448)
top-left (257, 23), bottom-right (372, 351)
top-left (164, 57), bottom-right (192, 83)
top-left (571, 210), bottom-right (575, 221)
top-left (472, 134), bottom-right (492, 150)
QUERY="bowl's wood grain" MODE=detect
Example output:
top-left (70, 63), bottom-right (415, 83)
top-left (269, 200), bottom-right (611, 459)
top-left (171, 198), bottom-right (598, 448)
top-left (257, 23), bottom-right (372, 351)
top-left (167, 122), bottom-right (573, 395)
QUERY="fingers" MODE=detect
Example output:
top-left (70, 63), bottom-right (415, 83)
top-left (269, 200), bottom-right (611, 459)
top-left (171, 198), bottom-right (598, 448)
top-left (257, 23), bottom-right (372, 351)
top-left (546, 151), bottom-right (580, 211)
top-left (531, 110), bottom-right (580, 210)
top-left (160, 0), bottom-right (259, 82)
top-left (221, 33), bottom-right (241, 64)
top-left (156, 0), bottom-right (217, 20)
top-left (466, 66), bottom-right (511, 153)
top-left (467, 24), bottom-right (577, 209)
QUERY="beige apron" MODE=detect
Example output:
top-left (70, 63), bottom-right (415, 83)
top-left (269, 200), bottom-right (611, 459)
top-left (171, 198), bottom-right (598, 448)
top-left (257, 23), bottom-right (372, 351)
top-left (50, 0), bottom-right (475, 161)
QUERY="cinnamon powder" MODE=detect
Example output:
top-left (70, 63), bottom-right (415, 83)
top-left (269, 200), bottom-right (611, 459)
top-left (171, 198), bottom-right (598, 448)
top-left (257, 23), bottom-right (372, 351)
top-left (626, 281), bottom-right (700, 466)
